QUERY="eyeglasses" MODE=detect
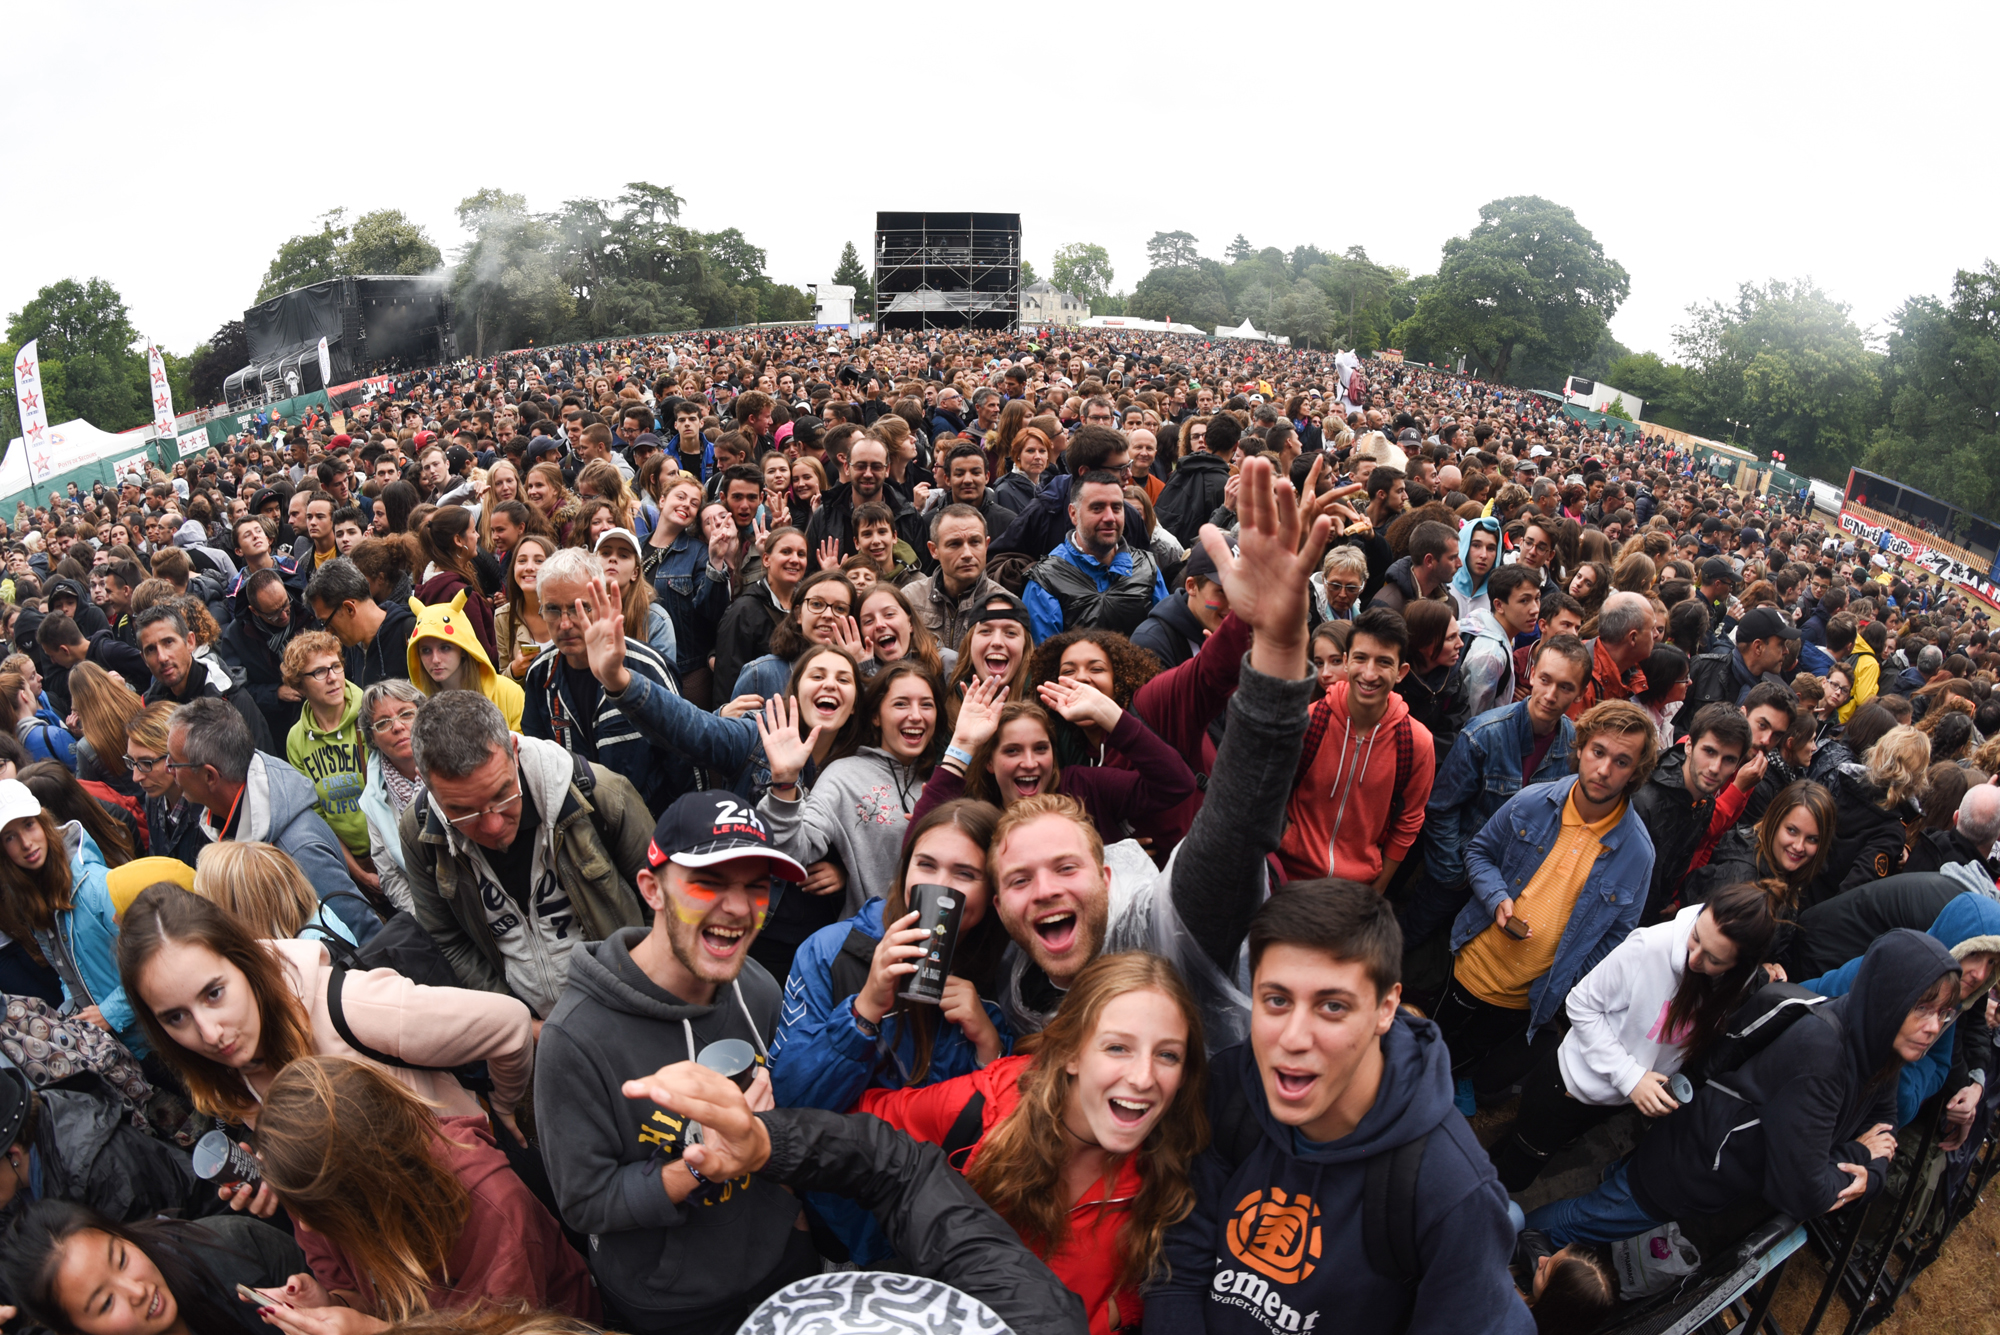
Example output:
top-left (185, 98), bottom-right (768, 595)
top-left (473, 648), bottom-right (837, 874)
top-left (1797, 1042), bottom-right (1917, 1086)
top-left (303, 661), bottom-right (344, 683)
top-left (802, 596), bottom-right (850, 616)
top-left (545, 600), bottom-right (589, 625)
top-left (370, 709), bottom-right (418, 735)
top-left (442, 784), bottom-right (524, 829)
top-left (124, 753), bottom-right (166, 775)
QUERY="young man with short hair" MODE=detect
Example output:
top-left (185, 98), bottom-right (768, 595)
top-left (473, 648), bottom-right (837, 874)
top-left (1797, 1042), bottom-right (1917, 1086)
top-left (900, 504), bottom-right (1003, 649)
top-left (1023, 470), bottom-right (1167, 641)
top-left (1438, 700), bottom-right (1659, 1110)
top-left (1154, 880), bottom-right (1533, 1335)
top-left (1630, 703), bottom-right (1752, 923)
top-left (1278, 607), bottom-right (1436, 893)
top-left (1460, 564), bottom-right (1540, 718)
top-left (1368, 520), bottom-right (1458, 615)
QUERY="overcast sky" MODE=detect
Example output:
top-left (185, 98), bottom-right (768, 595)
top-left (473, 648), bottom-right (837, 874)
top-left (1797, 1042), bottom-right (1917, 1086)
top-left (9, 1), bottom-right (1996, 371)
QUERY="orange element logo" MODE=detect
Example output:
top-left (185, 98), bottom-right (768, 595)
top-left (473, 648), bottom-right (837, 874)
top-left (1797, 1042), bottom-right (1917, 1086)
top-left (1225, 1187), bottom-right (1322, 1283)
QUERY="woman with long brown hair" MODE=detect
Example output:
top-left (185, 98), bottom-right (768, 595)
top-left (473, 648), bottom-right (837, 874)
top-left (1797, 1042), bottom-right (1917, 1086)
top-left (415, 507), bottom-right (502, 666)
top-left (523, 462), bottom-right (578, 545)
top-left (856, 582), bottom-right (950, 680)
top-left (116, 884), bottom-right (533, 1217)
top-left (63, 662), bottom-right (143, 802)
top-left (254, 1055), bottom-right (597, 1322)
top-left (1685, 778), bottom-right (1837, 975)
top-left (858, 950), bottom-right (1209, 1335)
top-left (0, 778), bottom-right (140, 1054)
top-left (494, 533), bottom-right (557, 682)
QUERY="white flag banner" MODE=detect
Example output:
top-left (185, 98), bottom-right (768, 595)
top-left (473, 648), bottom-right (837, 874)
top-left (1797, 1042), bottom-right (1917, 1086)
top-left (317, 336), bottom-right (332, 386)
top-left (12, 340), bottom-right (52, 485)
top-left (147, 344), bottom-right (176, 441)
top-left (176, 426), bottom-right (211, 460)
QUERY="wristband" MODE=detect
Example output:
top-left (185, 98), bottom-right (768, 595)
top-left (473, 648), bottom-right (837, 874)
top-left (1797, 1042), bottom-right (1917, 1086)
top-left (944, 745), bottom-right (974, 768)
top-left (851, 999), bottom-right (881, 1038)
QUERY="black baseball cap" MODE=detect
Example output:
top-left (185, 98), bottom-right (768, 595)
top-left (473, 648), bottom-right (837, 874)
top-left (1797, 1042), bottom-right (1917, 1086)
top-left (1700, 557), bottom-right (1738, 586)
top-left (647, 793), bottom-right (807, 882)
top-left (1738, 607), bottom-right (1800, 643)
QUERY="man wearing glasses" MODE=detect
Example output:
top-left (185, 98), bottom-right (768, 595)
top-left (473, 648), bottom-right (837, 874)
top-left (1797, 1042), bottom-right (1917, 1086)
top-left (399, 688), bottom-right (655, 1018)
top-left (801, 436), bottom-right (927, 574)
top-left (522, 548), bottom-right (702, 815)
top-left (165, 695), bottom-right (375, 944)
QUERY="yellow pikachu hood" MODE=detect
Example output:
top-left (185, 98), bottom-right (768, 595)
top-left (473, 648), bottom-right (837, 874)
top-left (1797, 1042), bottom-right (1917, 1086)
top-left (406, 591), bottom-right (525, 729)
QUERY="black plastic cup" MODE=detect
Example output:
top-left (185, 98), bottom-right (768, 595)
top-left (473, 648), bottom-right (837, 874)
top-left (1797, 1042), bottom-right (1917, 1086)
top-left (192, 1129), bottom-right (261, 1187)
top-left (1668, 1073), bottom-right (1695, 1106)
top-left (898, 883), bottom-right (965, 1006)
top-left (697, 1038), bottom-right (758, 1091)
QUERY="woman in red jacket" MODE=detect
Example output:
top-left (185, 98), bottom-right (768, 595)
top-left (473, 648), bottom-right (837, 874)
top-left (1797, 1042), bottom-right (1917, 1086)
top-left (858, 951), bottom-right (1209, 1335)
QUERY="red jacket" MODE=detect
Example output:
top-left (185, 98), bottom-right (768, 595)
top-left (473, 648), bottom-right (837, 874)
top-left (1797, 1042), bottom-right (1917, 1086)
top-left (859, 1055), bottom-right (1144, 1334)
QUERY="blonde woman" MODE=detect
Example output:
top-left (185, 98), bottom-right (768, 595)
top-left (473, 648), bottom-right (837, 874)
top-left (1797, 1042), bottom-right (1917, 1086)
top-left (193, 840), bottom-right (357, 945)
top-left (1811, 721), bottom-right (1930, 907)
top-left (64, 661), bottom-right (143, 802)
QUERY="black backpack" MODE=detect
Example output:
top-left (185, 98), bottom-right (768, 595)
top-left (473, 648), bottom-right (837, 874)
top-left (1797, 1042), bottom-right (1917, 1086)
top-left (1677, 981), bottom-right (1834, 1089)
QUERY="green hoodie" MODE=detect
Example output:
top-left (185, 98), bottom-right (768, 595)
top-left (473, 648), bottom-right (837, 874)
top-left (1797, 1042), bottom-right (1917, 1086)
top-left (287, 679), bottom-right (370, 857)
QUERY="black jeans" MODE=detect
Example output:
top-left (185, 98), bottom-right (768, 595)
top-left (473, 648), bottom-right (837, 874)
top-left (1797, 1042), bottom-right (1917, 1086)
top-left (1432, 974), bottom-right (1554, 1102)
top-left (1487, 1041), bottom-right (1624, 1191)
top-left (1396, 870), bottom-right (1473, 951)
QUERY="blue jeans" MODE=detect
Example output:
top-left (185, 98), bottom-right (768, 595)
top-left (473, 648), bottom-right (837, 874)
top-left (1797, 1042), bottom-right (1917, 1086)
top-left (1523, 1159), bottom-right (1662, 1247)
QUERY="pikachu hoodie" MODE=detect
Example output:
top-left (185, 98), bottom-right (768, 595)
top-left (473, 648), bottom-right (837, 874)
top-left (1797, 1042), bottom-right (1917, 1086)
top-left (408, 592), bottom-right (525, 730)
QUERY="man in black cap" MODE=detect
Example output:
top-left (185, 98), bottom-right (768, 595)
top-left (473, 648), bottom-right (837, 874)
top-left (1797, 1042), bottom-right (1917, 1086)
top-left (535, 790), bottom-right (814, 1335)
top-left (1697, 555), bottom-right (1741, 651)
top-left (1684, 605), bottom-right (1800, 722)
top-left (1132, 535), bottom-right (1233, 669)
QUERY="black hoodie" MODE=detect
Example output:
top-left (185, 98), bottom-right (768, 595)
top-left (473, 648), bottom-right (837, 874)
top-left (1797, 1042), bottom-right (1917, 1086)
top-left (1628, 928), bottom-right (1958, 1224)
top-left (534, 926), bottom-right (798, 1331)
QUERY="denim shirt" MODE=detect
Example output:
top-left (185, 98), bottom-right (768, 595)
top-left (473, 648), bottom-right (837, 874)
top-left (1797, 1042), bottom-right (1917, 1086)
top-left (1424, 701), bottom-right (1575, 886)
top-left (1452, 775), bottom-right (1654, 1038)
top-left (646, 530), bottom-right (728, 676)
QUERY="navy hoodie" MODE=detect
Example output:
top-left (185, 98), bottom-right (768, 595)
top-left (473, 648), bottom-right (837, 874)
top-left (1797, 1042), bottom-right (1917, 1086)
top-left (1154, 1014), bottom-right (1533, 1335)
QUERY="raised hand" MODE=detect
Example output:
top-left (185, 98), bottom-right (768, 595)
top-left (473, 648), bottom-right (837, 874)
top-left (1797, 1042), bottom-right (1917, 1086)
top-left (817, 536), bottom-right (844, 573)
top-left (757, 694), bottom-right (823, 787)
top-left (1199, 454), bottom-right (1332, 680)
top-left (948, 675), bottom-right (1009, 754)
top-left (833, 614), bottom-right (868, 660)
top-left (580, 575), bottom-right (631, 694)
top-left (1036, 675), bottom-right (1121, 733)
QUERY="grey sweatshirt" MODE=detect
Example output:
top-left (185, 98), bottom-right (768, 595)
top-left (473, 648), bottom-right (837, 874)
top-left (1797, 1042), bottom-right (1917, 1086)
top-left (758, 745), bottom-right (927, 917)
top-left (534, 927), bottom-right (794, 1330)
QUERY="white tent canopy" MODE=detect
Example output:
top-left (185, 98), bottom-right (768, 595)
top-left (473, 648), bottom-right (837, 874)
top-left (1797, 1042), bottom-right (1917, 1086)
top-left (1214, 318), bottom-right (1289, 345)
top-left (2, 418), bottom-right (156, 499)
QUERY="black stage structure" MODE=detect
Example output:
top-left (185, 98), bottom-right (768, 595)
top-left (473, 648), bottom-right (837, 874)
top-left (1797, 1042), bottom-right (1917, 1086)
top-left (874, 212), bottom-right (1021, 331)
top-left (226, 275), bottom-right (456, 407)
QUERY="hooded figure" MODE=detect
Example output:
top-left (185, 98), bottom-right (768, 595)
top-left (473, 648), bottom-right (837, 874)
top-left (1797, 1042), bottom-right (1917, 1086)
top-left (1448, 515), bottom-right (1503, 622)
top-left (173, 519), bottom-right (238, 583)
top-left (407, 592), bottom-right (525, 730)
top-left (1529, 929), bottom-right (1961, 1245)
top-left (1802, 893), bottom-right (2000, 1127)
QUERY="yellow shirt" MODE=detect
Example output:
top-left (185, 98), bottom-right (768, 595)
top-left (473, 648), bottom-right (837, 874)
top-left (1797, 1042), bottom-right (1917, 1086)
top-left (1454, 789), bottom-right (1624, 1010)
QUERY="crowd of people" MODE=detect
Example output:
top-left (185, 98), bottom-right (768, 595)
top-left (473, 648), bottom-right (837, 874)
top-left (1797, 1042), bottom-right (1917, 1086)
top-left (0, 322), bottom-right (1996, 1335)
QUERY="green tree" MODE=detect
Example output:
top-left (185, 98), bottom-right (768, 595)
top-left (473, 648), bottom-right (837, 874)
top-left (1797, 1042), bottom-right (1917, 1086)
top-left (1145, 230), bottom-right (1201, 269)
top-left (1128, 262), bottom-right (1229, 328)
top-left (1020, 259), bottom-right (1039, 287)
top-left (1312, 247), bottom-right (1397, 348)
top-left (1862, 262), bottom-right (2000, 521)
top-left (1092, 291), bottom-right (1128, 318)
top-left (343, 209), bottom-right (443, 276)
top-left (1601, 351), bottom-right (1692, 427)
top-left (184, 320), bottom-right (247, 406)
top-left (257, 210), bottom-right (349, 302)
top-left (1394, 196), bottom-right (1630, 384)
top-left (1674, 278), bottom-right (1879, 478)
top-left (1226, 234), bottom-right (1253, 264)
top-left (832, 240), bottom-right (874, 317)
top-left (1052, 243), bottom-right (1114, 305)
top-left (5, 277), bottom-right (149, 434)
top-left (450, 189), bottom-right (574, 355)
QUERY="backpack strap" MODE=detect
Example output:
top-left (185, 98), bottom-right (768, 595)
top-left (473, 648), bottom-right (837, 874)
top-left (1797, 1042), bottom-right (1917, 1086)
top-left (941, 1091), bottom-right (988, 1172)
top-left (1292, 697), bottom-right (1334, 793)
top-left (1382, 717), bottom-right (1415, 840)
top-left (1362, 1131), bottom-right (1430, 1289)
top-left (325, 965), bottom-right (442, 1071)
top-left (827, 926), bottom-right (880, 1006)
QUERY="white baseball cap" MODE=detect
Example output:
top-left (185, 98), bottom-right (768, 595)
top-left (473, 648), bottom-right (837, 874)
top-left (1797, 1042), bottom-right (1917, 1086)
top-left (0, 779), bottom-right (42, 832)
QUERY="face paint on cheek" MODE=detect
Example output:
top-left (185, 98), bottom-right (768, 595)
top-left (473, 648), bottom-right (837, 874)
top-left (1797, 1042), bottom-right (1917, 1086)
top-left (670, 883), bottom-right (772, 930)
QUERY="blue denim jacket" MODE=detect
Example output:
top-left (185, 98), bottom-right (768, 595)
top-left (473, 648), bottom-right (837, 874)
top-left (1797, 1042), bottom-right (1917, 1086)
top-left (1423, 701), bottom-right (1575, 886)
top-left (1451, 775), bottom-right (1654, 1039)
top-left (647, 530), bottom-right (728, 677)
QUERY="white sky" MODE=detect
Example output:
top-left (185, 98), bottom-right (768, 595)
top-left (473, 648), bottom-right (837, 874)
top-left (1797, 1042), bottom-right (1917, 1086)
top-left (8, 1), bottom-right (1995, 369)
